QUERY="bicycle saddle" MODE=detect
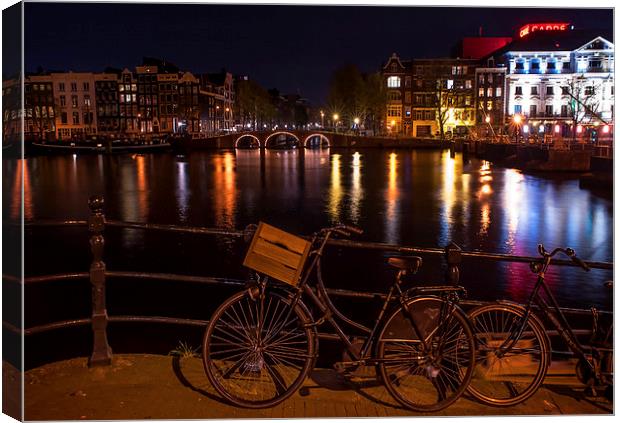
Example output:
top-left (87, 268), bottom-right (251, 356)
top-left (388, 256), bottom-right (422, 274)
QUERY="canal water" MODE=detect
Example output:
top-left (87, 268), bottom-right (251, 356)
top-left (3, 148), bottom-right (613, 366)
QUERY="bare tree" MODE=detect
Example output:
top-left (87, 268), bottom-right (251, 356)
top-left (566, 76), bottom-right (602, 144)
top-left (434, 77), bottom-right (458, 140)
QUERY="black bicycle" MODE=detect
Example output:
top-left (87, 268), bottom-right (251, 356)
top-left (467, 244), bottom-right (613, 406)
top-left (202, 224), bottom-right (476, 411)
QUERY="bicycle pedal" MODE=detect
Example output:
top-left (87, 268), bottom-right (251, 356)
top-left (333, 361), bottom-right (358, 375)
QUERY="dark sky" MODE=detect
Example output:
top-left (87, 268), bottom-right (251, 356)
top-left (25, 3), bottom-right (613, 104)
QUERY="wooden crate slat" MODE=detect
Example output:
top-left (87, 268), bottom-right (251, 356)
top-left (244, 251), bottom-right (297, 286)
top-left (253, 238), bottom-right (302, 269)
top-left (243, 222), bottom-right (312, 286)
top-left (257, 224), bottom-right (309, 254)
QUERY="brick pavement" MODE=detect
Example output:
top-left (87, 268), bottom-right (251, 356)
top-left (23, 354), bottom-right (613, 420)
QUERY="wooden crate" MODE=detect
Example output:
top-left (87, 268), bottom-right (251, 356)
top-left (243, 222), bottom-right (312, 286)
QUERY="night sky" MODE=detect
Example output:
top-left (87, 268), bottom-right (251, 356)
top-left (25, 3), bottom-right (613, 104)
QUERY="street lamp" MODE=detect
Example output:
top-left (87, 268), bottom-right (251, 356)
top-left (485, 116), bottom-right (491, 124)
top-left (320, 110), bottom-right (325, 128)
top-left (513, 114), bottom-right (522, 143)
top-left (333, 113), bottom-right (339, 132)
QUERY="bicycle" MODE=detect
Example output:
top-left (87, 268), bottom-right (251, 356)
top-left (467, 244), bottom-right (613, 406)
top-left (202, 223), bottom-right (476, 411)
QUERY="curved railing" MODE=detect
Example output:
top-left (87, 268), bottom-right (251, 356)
top-left (3, 195), bottom-right (613, 366)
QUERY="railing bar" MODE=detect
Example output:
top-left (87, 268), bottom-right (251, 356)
top-left (105, 271), bottom-right (245, 287)
top-left (108, 316), bottom-right (209, 327)
top-left (2, 321), bottom-right (22, 335)
top-left (20, 273), bottom-right (89, 284)
top-left (105, 220), bottom-right (245, 237)
top-left (19, 220), bottom-right (88, 227)
top-left (23, 318), bottom-right (92, 336)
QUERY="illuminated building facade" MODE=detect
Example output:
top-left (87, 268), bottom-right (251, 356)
top-left (382, 54), bottom-right (478, 137)
top-left (495, 29), bottom-right (614, 138)
top-left (178, 72), bottom-right (200, 134)
top-left (95, 72), bottom-right (120, 136)
top-left (206, 71), bottom-right (235, 131)
top-left (118, 69), bottom-right (139, 136)
top-left (50, 72), bottom-right (97, 140)
top-left (24, 75), bottom-right (56, 141)
top-left (474, 65), bottom-right (507, 136)
top-left (157, 72), bottom-right (179, 134)
top-left (135, 65), bottom-right (160, 134)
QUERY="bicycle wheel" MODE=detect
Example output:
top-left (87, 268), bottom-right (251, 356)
top-left (468, 304), bottom-right (550, 406)
top-left (377, 296), bottom-right (476, 412)
top-left (203, 289), bottom-right (316, 408)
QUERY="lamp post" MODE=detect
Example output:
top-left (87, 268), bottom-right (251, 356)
top-left (353, 117), bottom-right (360, 135)
top-left (513, 114), bottom-right (522, 143)
top-left (320, 110), bottom-right (324, 128)
top-left (333, 113), bottom-right (339, 132)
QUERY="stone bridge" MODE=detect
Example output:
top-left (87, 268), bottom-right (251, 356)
top-left (175, 130), bottom-right (449, 151)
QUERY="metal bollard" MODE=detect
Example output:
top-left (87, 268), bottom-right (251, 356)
top-left (444, 242), bottom-right (462, 285)
top-left (88, 195), bottom-right (113, 366)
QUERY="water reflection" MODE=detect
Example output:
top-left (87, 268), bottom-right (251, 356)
top-left (385, 152), bottom-right (400, 244)
top-left (350, 152), bottom-right (363, 224)
top-left (212, 152), bottom-right (236, 229)
top-left (328, 154), bottom-right (343, 222)
top-left (438, 151), bottom-right (456, 246)
top-left (10, 159), bottom-right (33, 220)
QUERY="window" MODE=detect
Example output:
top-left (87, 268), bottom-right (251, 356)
top-left (71, 96), bottom-right (78, 108)
top-left (545, 105), bottom-right (553, 116)
top-left (478, 88), bottom-right (484, 97)
top-left (530, 60), bottom-right (540, 72)
top-left (414, 94), bottom-right (423, 105)
top-left (387, 106), bottom-right (401, 117)
top-left (71, 82), bottom-right (77, 92)
top-left (84, 95), bottom-right (91, 107)
top-left (119, 85), bottom-right (125, 92)
top-left (563, 61), bottom-right (571, 70)
top-left (72, 112), bottom-right (79, 124)
top-left (61, 112), bottom-right (67, 124)
top-left (387, 76), bottom-right (401, 88)
top-left (531, 86), bottom-right (538, 95)
top-left (585, 86), bottom-right (595, 96)
top-left (404, 107), bottom-right (411, 117)
top-left (561, 86), bottom-right (569, 95)
top-left (515, 61), bottom-right (525, 70)
top-left (465, 80), bottom-right (472, 89)
top-left (514, 105), bottom-right (522, 114)
top-left (83, 82), bottom-right (89, 91)
top-left (405, 76), bottom-right (411, 87)
top-left (487, 74), bottom-right (493, 83)
top-left (495, 87), bottom-right (502, 97)
top-left (452, 66), bottom-right (457, 75)
top-left (487, 87), bottom-right (493, 97)
top-left (515, 86), bottom-right (523, 95)
top-left (59, 83), bottom-right (65, 92)
top-left (424, 110), bottom-right (435, 120)
top-left (561, 105), bottom-right (569, 117)
top-left (546, 86), bottom-right (554, 96)
top-left (465, 96), bottom-right (471, 106)
top-left (479, 74), bottom-right (485, 84)
top-left (415, 79), bottom-right (423, 88)
top-left (589, 59), bottom-right (602, 69)
top-left (388, 91), bottom-right (401, 101)
top-left (60, 95), bottom-right (66, 106)
top-left (547, 60), bottom-right (556, 71)
top-left (405, 92), bottom-right (411, 103)
top-left (529, 105), bottom-right (537, 116)
top-left (446, 79), bottom-right (453, 89)
top-left (487, 101), bottom-right (493, 110)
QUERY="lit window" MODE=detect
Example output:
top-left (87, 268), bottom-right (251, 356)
top-left (495, 87), bottom-right (502, 97)
top-left (387, 76), bottom-right (401, 88)
top-left (487, 87), bottom-right (493, 97)
top-left (446, 80), bottom-right (454, 89)
top-left (465, 80), bottom-right (472, 89)
top-left (487, 101), bottom-right (492, 110)
top-left (478, 88), bottom-right (484, 97)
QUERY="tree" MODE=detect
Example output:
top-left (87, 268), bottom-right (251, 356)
top-left (434, 76), bottom-right (458, 140)
top-left (362, 72), bottom-right (387, 134)
top-left (566, 76), bottom-right (603, 144)
top-left (236, 79), bottom-right (275, 130)
top-left (327, 64), bottom-right (366, 128)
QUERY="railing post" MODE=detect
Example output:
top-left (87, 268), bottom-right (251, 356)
top-left (88, 195), bottom-right (113, 366)
top-left (444, 242), bottom-right (462, 285)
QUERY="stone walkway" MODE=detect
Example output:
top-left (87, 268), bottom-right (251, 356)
top-left (23, 354), bottom-right (613, 420)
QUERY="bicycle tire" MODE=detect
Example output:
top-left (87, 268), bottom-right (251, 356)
top-left (467, 303), bottom-right (550, 407)
top-left (377, 296), bottom-right (476, 412)
top-left (203, 288), bottom-right (316, 408)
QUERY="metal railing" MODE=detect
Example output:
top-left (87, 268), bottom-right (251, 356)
top-left (3, 195), bottom-right (613, 366)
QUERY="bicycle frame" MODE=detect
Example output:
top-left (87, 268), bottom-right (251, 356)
top-left (499, 254), bottom-right (607, 374)
top-left (265, 229), bottom-right (464, 365)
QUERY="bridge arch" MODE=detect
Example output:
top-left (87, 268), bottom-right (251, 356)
top-left (234, 134), bottom-right (261, 149)
top-left (264, 131), bottom-right (300, 149)
top-left (304, 133), bottom-right (330, 148)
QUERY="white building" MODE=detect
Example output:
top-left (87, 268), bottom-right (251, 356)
top-left (498, 30), bottom-right (613, 139)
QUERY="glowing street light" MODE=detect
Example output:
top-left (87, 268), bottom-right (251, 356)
top-left (513, 114), bottom-right (522, 124)
top-left (333, 113), bottom-right (340, 132)
top-left (484, 116), bottom-right (491, 124)
top-left (354, 117), bottom-right (360, 125)
top-left (320, 110), bottom-right (325, 127)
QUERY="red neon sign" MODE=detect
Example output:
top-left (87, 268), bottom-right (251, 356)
top-left (519, 22), bottom-right (570, 38)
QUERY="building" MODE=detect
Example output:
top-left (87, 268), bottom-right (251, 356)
top-left (95, 72), bottom-right (120, 137)
top-left (198, 74), bottom-right (226, 134)
top-left (3, 76), bottom-right (22, 145)
top-left (118, 69), bottom-right (139, 137)
top-left (382, 54), bottom-right (478, 137)
top-left (24, 75), bottom-right (56, 141)
top-left (50, 72), bottom-right (97, 140)
top-left (474, 65), bottom-right (507, 136)
top-left (492, 27), bottom-right (614, 140)
top-left (177, 72), bottom-right (200, 134)
top-left (157, 72), bottom-right (179, 134)
top-left (135, 65), bottom-right (160, 134)
top-left (206, 71), bottom-right (234, 131)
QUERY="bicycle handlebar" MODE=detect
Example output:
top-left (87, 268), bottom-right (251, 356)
top-left (318, 224), bottom-right (363, 238)
top-left (537, 244), bottom-right (590, 272)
